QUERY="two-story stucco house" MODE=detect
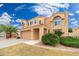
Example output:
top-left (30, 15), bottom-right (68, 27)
top-left (21, 12), bottom-right (68, 40)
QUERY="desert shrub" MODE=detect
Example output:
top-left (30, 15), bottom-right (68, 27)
top-left (54, 31), bottom-right (64, 37)
top-left (42, 33), bottom-right (59, 46)
top-left (60, 36), bottom-right (79, 48)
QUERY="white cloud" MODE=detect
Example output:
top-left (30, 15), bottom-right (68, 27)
top-left (14, 3), bottom-right (70, 17)
top-left (13, 24), bottom-right (19, 27)
top-left (14, 4), bottom-right (27, 11)
top-left (70, 18), bottom-right (76, 21)
top-left (18, 26), bottom-right (22, 30)
top-left (71, 21), bottom-right (79, 28)
top-left (0, 4), bottom-right (4, 7)
top-left (31, 3), bottom-right (70, 17)
top-left (70, 20), bottom-right (79, 28)
top-left (69, 13), bottom-right (74, 16)
top-left (11, 20), bottom-right (15, 22)
top-left (0, 12), bottom-right (11, 25)
top-left (73, 24), bottom-right (79, 28)
top-left (44, 3), bottom-right (69, 9)
top-left (75, 10), bottom-right (79, 14)
top-left (12, 13), bottom-right (15, 16)
top-left (16, 19), bottom-right (21, 23)
top-left (31, 4), bottom-right (59, 17)
top-left (71, 21), bottom-right (78, 24)
top-left (13, 24), bottom-right (21, 30)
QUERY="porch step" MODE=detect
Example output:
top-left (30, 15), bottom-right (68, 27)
top-left (23, 40), bottom-right (40, 45)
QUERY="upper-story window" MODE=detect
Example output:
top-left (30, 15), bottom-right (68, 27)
top-left (34, 20), bottom-right (36, 24)
top-left (39, 20), bottom-right (44, 25)
top-left (22, 22), bottom-right (25, 26)
top-left (27, 22), bottom-right (29, 26)
top-left (54, 17), bottom-right (61, 26)
top-left (30, 21), bottom-right (33, 25)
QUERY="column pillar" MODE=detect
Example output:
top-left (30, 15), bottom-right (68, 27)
top-left (39, 27), bottom-right (44, 41)
top-left (47, 29), bottom-right (48, 33)
top-left (50, 22), bottom-right (54, 33)
top-left (50, 28), bottom-right (54, 33)
top-left (31, 29), bottom-right (33, 40)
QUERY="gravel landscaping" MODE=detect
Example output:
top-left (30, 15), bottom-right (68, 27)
top-left (0, 43), bottom-right (79, 56)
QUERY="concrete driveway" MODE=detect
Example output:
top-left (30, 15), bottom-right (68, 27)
top-left (0, 39), bottom-right (40, 49)
top-left (0, 39), bottom-right (23, 48)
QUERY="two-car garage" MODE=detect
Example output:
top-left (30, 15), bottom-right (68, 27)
top-left (21, 29), bottom-right (40, 40)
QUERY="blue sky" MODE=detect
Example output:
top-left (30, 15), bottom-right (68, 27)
top-left (0, 3), bottom-right (79, 29)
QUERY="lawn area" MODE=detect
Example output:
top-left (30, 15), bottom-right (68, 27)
top-left (0, 43), bottom-right (79, 56)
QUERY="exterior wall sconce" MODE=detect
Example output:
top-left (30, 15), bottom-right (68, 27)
top-left (62, 18), bottom-right (65, 20)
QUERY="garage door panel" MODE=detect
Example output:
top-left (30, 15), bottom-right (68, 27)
top-left (22, 30), bottom-right (31, 40)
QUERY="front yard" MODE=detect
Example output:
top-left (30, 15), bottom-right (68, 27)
top-left (0, 43), bottom-right (79, 56)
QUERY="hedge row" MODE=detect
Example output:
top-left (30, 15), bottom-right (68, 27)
top-left (42, 33), bottom-right (79, 48)
top-left (60, 36), bottom-right (79, 48)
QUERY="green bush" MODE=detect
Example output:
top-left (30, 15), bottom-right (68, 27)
top-left (42, 33), bottom-right (59, 46)
top-left (54, 31), bottom-right (64, 37)
top-left (17, 37), bottom-right (20, 39)
top-left (60, 36), bottom-right (79, 48)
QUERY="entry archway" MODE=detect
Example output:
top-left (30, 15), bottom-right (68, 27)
top-left (50, 12), bottom-right (68, 36)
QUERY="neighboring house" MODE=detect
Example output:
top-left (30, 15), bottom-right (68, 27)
top-left (21, 12), bottom-right (68, 40)
top-left (69, 28), bottom-right (79, 37)
top-left (0, 32), bottom-right (18, 39)
top-left (17, 30), bottom-right (21, 38)
top-left (0, 32), bottom-right (6, 39)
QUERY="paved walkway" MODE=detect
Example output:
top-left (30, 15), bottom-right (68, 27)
top-left (23, 40), bottom-right (40, 45)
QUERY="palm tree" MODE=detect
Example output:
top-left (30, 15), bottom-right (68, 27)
top-left (0, 25), bottom-right (18, 39)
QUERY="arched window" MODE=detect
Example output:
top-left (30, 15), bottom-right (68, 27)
top-left (54, 17), bottom-right (61, 26)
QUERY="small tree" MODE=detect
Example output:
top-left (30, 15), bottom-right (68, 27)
top-left (68, 28), bottom-right (73, 33)
top-left (54, 31), bottom-right (64, 37)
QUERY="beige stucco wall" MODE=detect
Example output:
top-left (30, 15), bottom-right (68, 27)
top-left (21, 20), bottom-right (28, 30)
